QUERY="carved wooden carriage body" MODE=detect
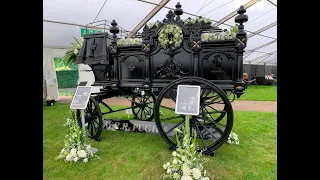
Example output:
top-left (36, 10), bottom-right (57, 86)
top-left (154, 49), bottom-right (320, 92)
top-left (77, 4), bottom-right (247, 97)
top-left (76, 3), bottom-right (248, 154)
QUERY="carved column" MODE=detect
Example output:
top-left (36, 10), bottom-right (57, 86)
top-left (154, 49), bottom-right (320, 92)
top-left (109, 20), bottom-right (120, 88)
top-left (235, 5), bottom-right (248, 86)
top-left (190, 20), bottom-right (202, 77)
top-left (142, 25), bottom-right (151, 88)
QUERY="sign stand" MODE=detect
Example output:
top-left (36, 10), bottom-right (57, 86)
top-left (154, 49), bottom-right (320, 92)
top-left (175, 85), bottom-right (216, 156)
top-left (70, 86), bottom-right (93, 141)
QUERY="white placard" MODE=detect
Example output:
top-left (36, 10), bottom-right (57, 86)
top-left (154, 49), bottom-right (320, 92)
top-left (175, 85), bottom-right (201, 115)
top-left (70, 86), bottom-right (92, 110)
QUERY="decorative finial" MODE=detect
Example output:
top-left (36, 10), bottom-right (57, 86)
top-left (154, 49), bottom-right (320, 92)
top-left (174, 2), bottom-right (183, 16)
top-left (110, 20), bottom-right (119, 35)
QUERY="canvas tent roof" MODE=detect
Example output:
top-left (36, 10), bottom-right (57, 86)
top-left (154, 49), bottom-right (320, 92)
top-left (43, 0), bottom-right (277, 65)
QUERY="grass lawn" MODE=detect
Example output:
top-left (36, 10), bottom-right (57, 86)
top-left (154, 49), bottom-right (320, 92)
top-left (44, 103), bottom-right (277, 180)
top-left (58, 85), bottom-right (277, 102)
top-left (238, 85), bottom-right (277, 101)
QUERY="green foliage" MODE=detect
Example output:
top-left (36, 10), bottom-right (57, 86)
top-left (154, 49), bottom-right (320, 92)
top-left (63, 37), bottom-right (84, 66)
top-left (56, 70), bottom-right (79, 88)
top-left (54, 57), bottom-right (78, 71)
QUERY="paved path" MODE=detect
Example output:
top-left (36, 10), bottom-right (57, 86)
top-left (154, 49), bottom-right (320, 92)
top-left (58, 96), bottom-right (277, 112)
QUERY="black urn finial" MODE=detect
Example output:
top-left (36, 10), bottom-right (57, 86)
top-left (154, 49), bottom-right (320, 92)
top-left (174, 2), bottom-right (183, 16)
top-left (110, 20), bottom-right (119, 35)
top-left (235, 6), bottom-right (248, 24)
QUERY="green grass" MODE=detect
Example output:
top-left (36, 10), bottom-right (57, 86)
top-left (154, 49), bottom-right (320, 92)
top-left (238, 85), bottom-right (277, 101)
top-left (44, 103), bottom-right (276, 180)
top-left (58, 85), bottom-right (276, 102)
top-left (59, 89), bottom-right (76, 96)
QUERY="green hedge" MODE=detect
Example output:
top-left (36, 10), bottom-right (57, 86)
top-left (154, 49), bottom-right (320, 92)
top-left (56, 70), bottom-right (79, 88)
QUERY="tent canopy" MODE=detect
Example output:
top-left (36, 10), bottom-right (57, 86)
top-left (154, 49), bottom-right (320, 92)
top-left (43, 0), bottom-right (277, 65)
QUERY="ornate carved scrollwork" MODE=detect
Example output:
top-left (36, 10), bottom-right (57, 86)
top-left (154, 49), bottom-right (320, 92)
top-left (210, 55), bottom-right (224, 79)
top-left (128, 64), bottom-right (135, 72)
top-left (89, 38), bottom-right (99, 57)
top-left (190, 20), bottom-right (202, 51)
top-left (110, 44), bottom-right (117, 53)
top-left (153, 58), bottom-right (188, 79)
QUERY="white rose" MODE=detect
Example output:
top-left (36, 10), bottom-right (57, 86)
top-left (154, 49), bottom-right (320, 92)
top-left (77, 150), bottom-right (87, 158)
top-left (181, 156), bottom-right (186, 161)
top-left (83, 158), bottom-right (88, 163)
top-left (182, 168), bottom-right (191, 176)
top-left (86, 145), bottom-right (91, 151)
top-left (60, 149), bottom-right (65, 154)
top-left (163, 164), bottom-right (167, 169)
top-left (70, 148), bottom-right (77, 157)
top-left (181, 176), bottom-right (192, 180)
top-left (74, 49), bottom-right (79, 55)
top-left (192, 168), bottom-right (202, 180)
top-left (167, 168), bottom-right (171, 174)
top-left (74, 157), bottom-right (79, 162)
top-left (166, 162), bottom-right (170, 166)
top-left (66, 154), bottom-right (72, 161)
top-left (172, 151), bottom-right (177, 157)
top-left (172, 159), bottom-right (178, 165)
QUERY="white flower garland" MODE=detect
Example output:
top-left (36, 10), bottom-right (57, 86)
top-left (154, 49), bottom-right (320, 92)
top-left (55, 110), bottom-right (99, 163)
top-left (117, 38), bottom-right (143, 46)
top-left (183, 17), bottom-right (212, 26)
top-left (158, 24), bottom-right (183, 49)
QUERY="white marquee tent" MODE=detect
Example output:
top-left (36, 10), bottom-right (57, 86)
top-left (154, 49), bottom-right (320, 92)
top-left (43, 0), bottom-right (277, 65)
top-left (43, 0), bottom-right (277, 98)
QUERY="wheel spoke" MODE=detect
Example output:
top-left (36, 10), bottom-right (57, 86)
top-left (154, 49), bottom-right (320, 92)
top-left (89, 121), bottom-right (94, 136)
top-left (194, 121), bottom-right (207, 149)
top-left (165, 119), bottom-right (185, 135)
top-left (196, 123), bottom-right (218, 140)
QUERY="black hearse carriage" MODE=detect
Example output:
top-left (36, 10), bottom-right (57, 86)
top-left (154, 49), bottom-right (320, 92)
top-left (76, 3), bottom-right (248, 154)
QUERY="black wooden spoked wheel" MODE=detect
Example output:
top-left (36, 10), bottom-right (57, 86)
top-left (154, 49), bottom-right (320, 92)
top-left (131, 92), bottom-right (156, 121)
top-left (154, 77), bottom-right (233, 153)
top-left (200, 90), bottom-right (234, 122)
top-left (77, 96), bottom-right (103, 140)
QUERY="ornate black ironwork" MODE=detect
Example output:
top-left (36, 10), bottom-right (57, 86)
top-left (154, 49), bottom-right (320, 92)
top-left (89, 38), bottom-right (99, 57)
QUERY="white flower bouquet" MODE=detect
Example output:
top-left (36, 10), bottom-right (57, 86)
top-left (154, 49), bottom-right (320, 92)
top-left (161, 127), bottom-right (213, 180)
top-left (201, 25), bottom-right (238, 42)
top-left (227, 132), bottom-right (239, 145)
top-left (117, 38), bottom-right (143, 47)
top-left (55, 110), bottom-right (99, 163)
top-left (63, 37), bottom-right (84, 66)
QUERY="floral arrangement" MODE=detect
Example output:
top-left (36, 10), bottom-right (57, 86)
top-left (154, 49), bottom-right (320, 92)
top-left (55, 110), bottom-right (99, 163)
top-left (227, 132), bottom-right (239, 145)
top-left (201, 25), bottom-right (238, 41)
top-left (158, 24), bottom-right (183, 49)
top-left (184, 17), bottom-right (212, 26)
top-left (161, 126), bottom-right (212, 180)
top-left (63, 37), bottom-right (84, 66)
top-left (117, 38), bottom-right (143, 46)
